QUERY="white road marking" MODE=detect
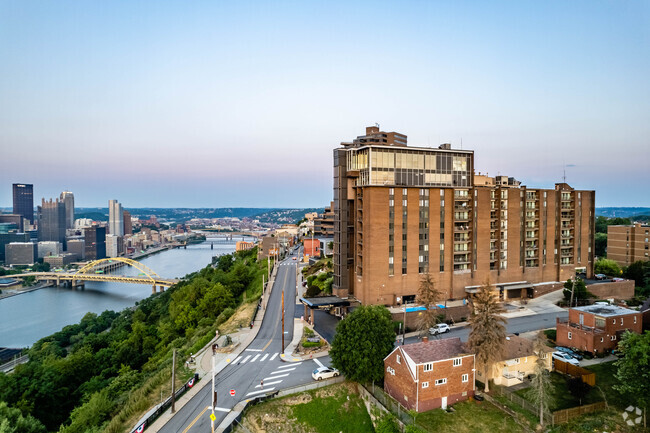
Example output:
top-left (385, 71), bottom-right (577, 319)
top-left (245, 349), bottom-right (262, 352)
top-left (240, 355), bottom-right (252, 364)
top-left (313, 358), bottom-right (325, 368)
top-left (265, 373), bottom-right (289, 380)
top-left (255, 380), bottom-right (282, 388)
top-left (232, 356), bottom-right (242, 363)
top-left (246, 387), bottom-right (275, 396)
top-left (273, 367), bottom-right (296, 373)
top-left (270, 353), bottom-right (279, 361)
top-left (277, 362), bottom-right (301, 369)
top-left (251, 354), bottom-right (261, 362)
top-left (260, 353), bottom-right (269, 362)
top-left (214, 407), bottom-right (230, 413)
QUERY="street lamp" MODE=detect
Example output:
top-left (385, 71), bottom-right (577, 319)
top-left (396, 296), bottom-right (406, 345)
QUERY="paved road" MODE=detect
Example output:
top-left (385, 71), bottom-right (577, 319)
top-left (159, 253), bottom-right (326, 433)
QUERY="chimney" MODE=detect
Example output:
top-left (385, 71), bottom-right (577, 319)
top-left (422, 336), bottom-right (429, 343)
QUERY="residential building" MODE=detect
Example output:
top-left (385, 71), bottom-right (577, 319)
top-left (607, 223), bottom-right (650, 267)
top-left (84, 226), bottom-right (106, 260)
top-left (0, 232), bottom-right (30, 262)
top-left (60, 191), bottom-right (75, 229)
top-left (105, 234), bottom-right (123, 258)
top-left (123, 210), bottom-right (133, 235)
top-left (258, 236), bottom-right (279, 260)
top-left (475, 335), bottom-right (552, 387)
top-left (556, 304), bottom-right (642, 354)
top-left (303, 238), bottom-right (320, 259)
top-left (319, 236), bottom-right (334, 257)
top-left (37, 241), bottom-right (62, 258)
top-left (37, 198), bottom-right (67, 247)
top-left (384, 337), bottom-right (475, 412)
top-left (314, 202), bottom-right (334, 236)
top-left (66, 239), bottom-right (85, 260)
top-left (333, 126), bottom-right (596, 306)
top-left (5, 242), bottom-right (37, 266)
top-left (108, 200), bottom-right (124, 236)
top-left (236, 241), bottom-right (255, 252)
top-left (12, 183), bottom-right (34, 225)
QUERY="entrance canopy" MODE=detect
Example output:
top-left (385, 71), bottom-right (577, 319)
top-left (300, 296), bottom-right (350, 309)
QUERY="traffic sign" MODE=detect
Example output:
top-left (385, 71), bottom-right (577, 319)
top-left (229, 389), bottom-right (236, 397)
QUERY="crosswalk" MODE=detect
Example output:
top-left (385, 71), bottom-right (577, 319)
top-left (231, 352), bottom-right (282, 364)
top-left (245, 362), bottom-right (304, 397)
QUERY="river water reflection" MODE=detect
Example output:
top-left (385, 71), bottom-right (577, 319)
top-left (0, 237), bottom-right (253, 348)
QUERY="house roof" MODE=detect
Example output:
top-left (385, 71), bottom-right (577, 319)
top-left (502, 335), bottom-right (553, 360)
top-left (400, 338), bottom-right (468, 364)
top-left (571, 304), bottom-right (638, 317)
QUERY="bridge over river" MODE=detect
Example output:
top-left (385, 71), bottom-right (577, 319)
top-left (11, 257), bottom-right (178, 294)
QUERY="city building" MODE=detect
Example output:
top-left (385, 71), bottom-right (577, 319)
top-left (105, 234), bottom-right (123, 258)
top-left (12, 183), bottom-right (34, 225)
top-left (37, 198), bottom-right (67, 247)
top-left (258, 236), bottom-right (279, 260)
top-left (475, 335), bottom-right (552, 387)
top-left (37, 241), bottom-right (63, 258)
top-left (75, 218), bottom-right (93, 229)
top-left (0, 214), bottom-right (24, 232)
top-left (84, 226), bottom-right (106, 260)
top-left (384, 337), bottom-right (475, 412)
top-left (333, 126), bottom-right (596, 306)
top-left (66, 239), bottom-right (85, 260)
top-left (60, 191), bottom-right (75, 229)
top-left (607, 223), bottom-right (650, 267)
top-left (556, 304), bottom-right (642, 354)
top-left (319, 236), bottom-right (334, 257)
top-left (123, 210), bottom-right (133, 235)
top-left (303, 238), bottom-right (320, 259)
top-left (236, 241), bottom-right (255, 252)
top-left (44, 253), bottom-right (77, 267)
top-left (109, 200), bottom-right (124, 236)
top-left (5, 242), bottom-right (37, 266)
top-left (0, 232), bottom-right (30, 262)
top-left (313, 202), bottom-right (334, 236)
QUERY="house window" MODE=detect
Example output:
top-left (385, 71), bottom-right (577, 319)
top-left (387, 367), bottom-right (395, 375)
top-left (600, 337), bottom-right (604, 343)
top-left (634, 316), bottom-right (637, 324)
top-left (422, 382), bottom-right (429, 388)
top-left (612, 319), bottom-right (616, 324)
top-left (611, 335), bottom-right (616, 341)
top-left (462, 374), bottom-right (468, 383)
top-left (453, 358), bottom-right (462, 367)
top-left (435, 378), bottom-right (447, 386)
top-left (568, 332), bottom-right (572, 340)
top-left (423, 363), bottom-right (433, 372)
top-left (514, 358), bottom-right (520, 364)
top-left (540, 352), bottom-right (547, 359)
top-left (397, 355), bottom-right (401, 364)
top-left (620, 318), bottom-right (623, 325)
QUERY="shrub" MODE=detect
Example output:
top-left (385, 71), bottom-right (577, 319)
top-left (544, 329), bottom-right (556, 341)
top-left (304, 327), bottom-right (314, 337)
top-left (302, 341), bottom-right (322, 348)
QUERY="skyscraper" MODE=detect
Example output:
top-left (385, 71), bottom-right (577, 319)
top-left (37, 198), bottom-right (67, 247)
top-left (12, 183), bottom-right (34, 225)
top-left (123, 210), bottom-right (132, 235)
top-left (108, 200), bottom-right (124, 236)
top-left (60, 191), bottom-right (75, 229)
top-left (84, 226), bottom-right (106, 260)
top-left (333, 126), bottom-right (595, 305)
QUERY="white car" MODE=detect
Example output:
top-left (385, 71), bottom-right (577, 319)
top-left (552, 351), bottom-right (580, 366)
top-left (312, 366), bottom-right (340, 381)
top-left (429, 323), bottom-right (451, 335)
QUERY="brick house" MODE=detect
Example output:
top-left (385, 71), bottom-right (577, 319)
top-left (556, 304), bottom-right (642, 354)
top-left (384, 337), bottom-right (474, 412)
top-left (475, 335), bottom-right (553, 387)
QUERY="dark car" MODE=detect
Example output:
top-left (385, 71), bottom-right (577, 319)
top-left (556, 346), bottom-right (583, 360)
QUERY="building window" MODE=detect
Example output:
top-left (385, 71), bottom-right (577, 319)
top-left (612, 319), bottom-right (616, 324)
top-left (600, 337), bottom-right (604, 343)
top-left (514, 358), bottom-right (520, 364)
top-left (396, 355), bottom-right (401, 364)
top-left (620, 318), bottom-right (623, 325)
top-left (453, 358), bottom-right (462, 367)
top-left (462, 374), bottom-right (468, 383)
top-left (611, 335), bottom-right (616, 341)
top-left (634, 316), bottom-right (637, 324)
top-left (422, 381), bottom-right (429, 389)
top-left (568, 332), bottom-right (572, 340)
top-left (423, 363), bottom-right (433, 372)
top-left (435, 378), bottom-right (447, 386)
top-left (387, 366), bottom-right (395, 375)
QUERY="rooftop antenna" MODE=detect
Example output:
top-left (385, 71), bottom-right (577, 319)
top-left (460, 137), bottom-right (463, 150)
top-left (375, 122), bottom-right (380, 129)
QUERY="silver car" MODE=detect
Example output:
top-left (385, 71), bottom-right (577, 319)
top-left (312, 366), bottom-right (340, 381)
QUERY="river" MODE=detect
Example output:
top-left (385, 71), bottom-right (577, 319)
top-left (0, 236), bottom-right (255, 348)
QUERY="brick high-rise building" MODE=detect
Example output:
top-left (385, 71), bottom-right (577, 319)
top-left (607, 223), bottom-right (650, 267)
top-left (123, 210), bottom-right (132, 235)
top-left (333, 126), bottom-right (595, 306)
top-left (13, 183), bottom-right (34, 225)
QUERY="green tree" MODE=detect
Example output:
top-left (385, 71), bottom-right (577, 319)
top-left (415, 274), bottom-right (442, 337)
top-left (468, 280), bottom-right (507, 392)
top-left (0, 401), bottom-right (46, 433)
top-left (595, 216), bottom-right (631, 234)
top-left (595, 233), bottom-right (607, 257)
top-left (526, 335), bottom-right (554, 427)
top-left (562, 278), bottom-right (593, 306)
top-left (614, 330), bottom-right (650, 428)
top-left (594, 258), bottom-right (622, 277)
top-left (330, 305), bottom-right (395, 383)
top-left (624, 260), bottom-right (650, 289)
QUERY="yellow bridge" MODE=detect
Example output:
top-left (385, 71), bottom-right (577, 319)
top-left (12, 257), bottom-right (178, 294)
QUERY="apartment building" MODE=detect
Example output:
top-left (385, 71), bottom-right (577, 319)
top-left (607, 223), bottom-right (650, 267)
top-left (333, 126), bottom-right (595, 305)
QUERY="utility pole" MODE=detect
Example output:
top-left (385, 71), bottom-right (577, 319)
top-left (281, 288), bottom-right (285, 352)
top-left (569, 278), bottom-right (576, 308)
top-left (211, 346), bottom-right (217, 433)
top-left (170, 349), bottom-right (176, 413)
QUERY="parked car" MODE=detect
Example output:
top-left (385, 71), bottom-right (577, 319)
top-left (552, 351), bottom-right (580, 366)
top-left (429, 323), bottom-right (451, 335)
top-left (595, 274), bottom-right (607, 280)
top-left (612, 277), bottom-right (624, 282)
top-left (555, 346), bottom-right (583, 360)
top-left (312, 366), bottom-right (340, 381)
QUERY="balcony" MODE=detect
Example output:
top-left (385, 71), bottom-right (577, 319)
top-left (454, 224), bottom-right (470, 232)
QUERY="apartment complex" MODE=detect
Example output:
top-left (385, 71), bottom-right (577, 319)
top-left (333, 126), bottom-right (595, 305)
top-left (607, 223), bottom-right (650, 267)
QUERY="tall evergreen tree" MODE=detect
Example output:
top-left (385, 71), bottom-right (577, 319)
top-left (468, 280), bottom-right (507, 392)
top-left (415, 273), bottom-right (443, 337)
top-left (526, 334), bottom-right (554, 427)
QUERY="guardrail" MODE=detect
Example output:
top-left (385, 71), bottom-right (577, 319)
top-left (0, 355), bottom-right (29, 373)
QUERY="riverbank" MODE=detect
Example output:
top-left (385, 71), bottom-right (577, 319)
top-left (0, 281), bottom-right (52, 300)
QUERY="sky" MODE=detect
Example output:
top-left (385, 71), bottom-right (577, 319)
top-left (1, 1), bottom-right (648, 208)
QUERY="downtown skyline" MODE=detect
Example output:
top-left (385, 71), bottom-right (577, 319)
top-left (1, 1), bottom-right (649, 208)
